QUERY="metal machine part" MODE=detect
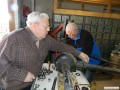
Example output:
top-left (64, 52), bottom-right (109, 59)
top-left (51, 77), bottom-right (57, 90)
top-left (55, 53), bottom-right (120, 74)
top-left (62, 62), bottom-right (74, 90)
top-left (55, 53), bottom-right (77, 73)
top-left (60, 19), bottom-right (68, 39)
top-left (31, 63), bottom-right (90, 90)
top-left (76, 61), bottom-right (120, 74)
top-left (55, 53), bottom-right (77, 90)
top-left (55, 53), bottom-right (120, 90)
top-left (31, 52), bottom-right (120, 90)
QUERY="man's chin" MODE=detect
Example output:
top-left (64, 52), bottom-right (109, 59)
top-left (40, 35), bottom-right (46, 39)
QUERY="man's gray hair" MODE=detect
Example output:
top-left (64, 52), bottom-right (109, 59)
top-left (66, 22), bottom-right (78, 32)
top-left (26, 11), bottom-right (49, 26)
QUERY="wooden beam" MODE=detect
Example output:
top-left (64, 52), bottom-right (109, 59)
top-left (63, 0), bottom-right (108, 5)
top-left (54, 0), bottom-right (57, 11)
top-left (110, 0), bottom-right (120, 5)
top-left (8, 0), bottom-right (15, 32)
top-left (64, 0), bottom-right (120, 5)
top-left (54, 8), bottom-right (120, 19)
top-left (54, 0), bottom-right (120, 19)
top-left (58, 0), bottom-right (62, 8)
top-left (101, 5), bottom-right (105, 12)
top-left (107, 0), bottom-right (111, 13)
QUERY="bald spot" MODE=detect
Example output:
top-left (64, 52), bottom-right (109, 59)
top-left (66, 23), bottom-right (78, 32)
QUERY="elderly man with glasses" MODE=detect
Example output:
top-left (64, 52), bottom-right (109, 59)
top-left (0, 11), bottom-right (89, 90)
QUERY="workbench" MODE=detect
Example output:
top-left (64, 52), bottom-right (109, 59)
top-left (31, 63), bottom-right (90, 90)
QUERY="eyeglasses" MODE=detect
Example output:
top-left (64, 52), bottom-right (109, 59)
top-left (37, 22), bottom-right (50, 31)
top-left (41, 24), bottom-right (50, 31)
top-left (67, 33), bottom-right (77, 37)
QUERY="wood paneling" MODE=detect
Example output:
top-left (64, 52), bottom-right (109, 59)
top-left (63, 0), bottom-right (120, 5)
top-left (54, 0), bottom-right (120, 19)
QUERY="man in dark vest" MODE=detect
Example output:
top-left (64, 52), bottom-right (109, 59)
top-left (65, 22), bottom-right (101, 83)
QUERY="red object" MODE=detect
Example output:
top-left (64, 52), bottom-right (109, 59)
top-left (49, 23), bottom-right (64, 57)
top-left (49, 23), bottom-right (63, 40)
top-left (23, 6), bottom-right (31, 17)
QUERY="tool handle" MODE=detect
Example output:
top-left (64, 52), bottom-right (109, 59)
top-left (48, 60), bottom-right (51, 71)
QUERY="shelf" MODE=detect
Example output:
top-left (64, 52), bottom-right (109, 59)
top-left (54, 0), bottom-right (120, 19)
top-left (62, 0), bottom-right (120, 6)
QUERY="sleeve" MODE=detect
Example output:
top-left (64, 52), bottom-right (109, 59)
top-left (81, 31), bottom-right (93, 56)
top-left (0, 36), bottom-right (28, 82)
top-left (47, 35), bottom-right (81, 58)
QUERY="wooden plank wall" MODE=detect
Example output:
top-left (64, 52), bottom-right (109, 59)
top-left (54, 0), bottom-right (120, 19)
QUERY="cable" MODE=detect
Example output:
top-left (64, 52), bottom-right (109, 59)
top-left (74, 84), bottom-right (80, 90)
top-left (38, 70), bottom-right (46, 80)
top-left (44, 0), bottom-right (54, 12)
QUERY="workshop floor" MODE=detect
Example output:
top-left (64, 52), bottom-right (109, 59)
top-left (92, 74), bottom-right (120, 90)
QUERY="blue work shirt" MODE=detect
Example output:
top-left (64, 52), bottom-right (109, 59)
top-left (71, 28), bottom-right (101, 65)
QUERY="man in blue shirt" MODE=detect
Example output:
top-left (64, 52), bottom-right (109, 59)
top-left (65, 22), bottom-right (101, 83)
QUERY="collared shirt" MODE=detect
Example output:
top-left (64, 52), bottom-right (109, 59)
top-left (71, 28), bottom-right (81, 40)
top-left (0, 27), bottom-right (80, 90)
top-left (67, 29), bottom-right (101, 65)
top-left (71, 28), bottom-right (81, 47)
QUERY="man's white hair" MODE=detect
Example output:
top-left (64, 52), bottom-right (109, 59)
top-left (66, 23), bottom-right (78, 32)
top-left (26, 11), bottom-right (49, 26)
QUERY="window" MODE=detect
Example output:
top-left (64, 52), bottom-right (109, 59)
top-left (0, 0), bottom-right (10, 40)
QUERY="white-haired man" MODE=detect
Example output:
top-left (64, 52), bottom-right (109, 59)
top-left (66, 22), bottom-right (101, 83)
top-left (0, 11), bottom-right (89, 90)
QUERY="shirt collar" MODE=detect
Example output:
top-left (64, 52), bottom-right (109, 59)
top-left (25, 26), bottom-right (38, 42)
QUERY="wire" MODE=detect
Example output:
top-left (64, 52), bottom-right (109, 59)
top-left (38, 70), bottom-right (46, 80)
top-left (44, 0), bottom-right (54, 12)
top-left (74, 84), bottom-right (80, 90)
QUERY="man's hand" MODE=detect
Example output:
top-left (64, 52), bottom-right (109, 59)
top-left (79, 52), bottom-right (89, 63)
top-left (24, 72), bottom-right (35, 82)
